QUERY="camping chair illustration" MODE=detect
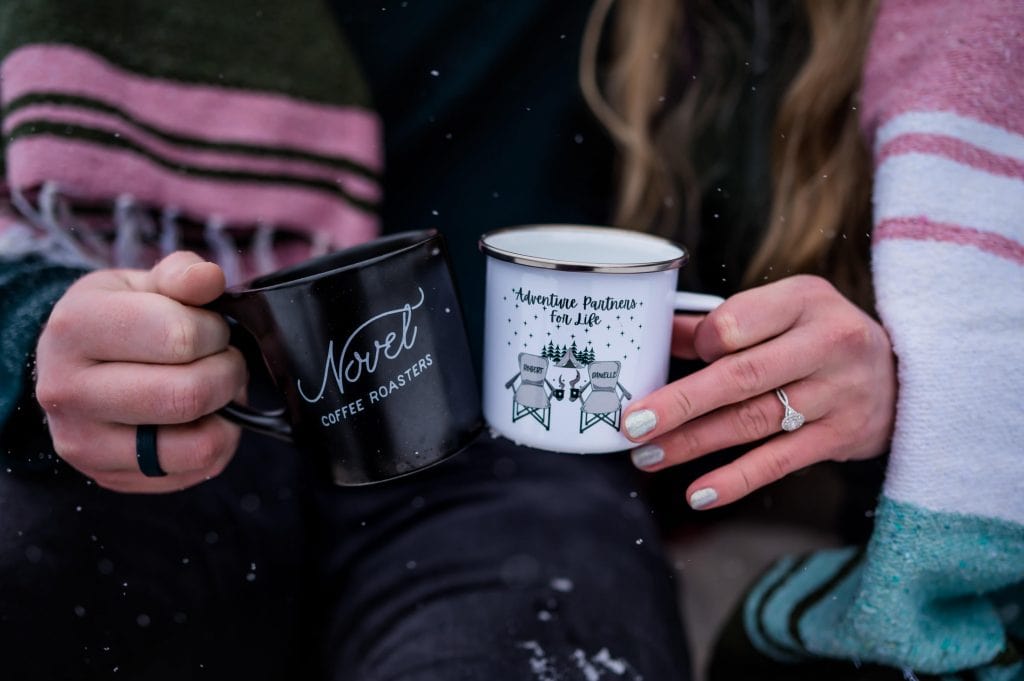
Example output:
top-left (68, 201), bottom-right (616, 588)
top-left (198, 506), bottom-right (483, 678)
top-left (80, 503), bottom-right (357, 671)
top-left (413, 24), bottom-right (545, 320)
top-left (504, 353), bottom-right (556, 430)
top-left (578, 361), bottom-right (633, 433)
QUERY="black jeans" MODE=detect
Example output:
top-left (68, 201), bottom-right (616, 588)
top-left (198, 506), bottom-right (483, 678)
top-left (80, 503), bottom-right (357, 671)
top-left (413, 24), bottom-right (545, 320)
top-left (0, 430), bottom-right (691, 680)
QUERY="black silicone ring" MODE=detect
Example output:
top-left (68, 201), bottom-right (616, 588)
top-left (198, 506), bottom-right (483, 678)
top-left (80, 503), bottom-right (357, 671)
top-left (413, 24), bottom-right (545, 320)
top-left (135, 424), bottom-right (167, 477)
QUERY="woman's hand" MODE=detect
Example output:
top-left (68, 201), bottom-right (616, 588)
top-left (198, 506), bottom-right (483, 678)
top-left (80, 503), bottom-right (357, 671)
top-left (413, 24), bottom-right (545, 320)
top-left (622, 275), bottom-right (896, 510)
top-left (35, 252), bottom-right (247, 493)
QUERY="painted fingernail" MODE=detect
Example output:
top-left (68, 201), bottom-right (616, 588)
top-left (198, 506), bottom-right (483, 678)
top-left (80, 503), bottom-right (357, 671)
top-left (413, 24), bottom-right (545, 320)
top-left (630, 445), bottom-right (664, 469)
top-left (688, 488), bottom-right (718, 510)
top-left (625, 409), bottom-right (657, 438)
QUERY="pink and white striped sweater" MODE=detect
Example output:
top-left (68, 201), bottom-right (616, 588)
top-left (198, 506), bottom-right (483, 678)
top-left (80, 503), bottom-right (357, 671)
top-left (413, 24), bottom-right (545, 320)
top-left (866, 0), bottom-right (1024, 528)
top-left (0, 0), bottom-right (382, 284)
top-left (736, 1), bottom-right (1024, 677)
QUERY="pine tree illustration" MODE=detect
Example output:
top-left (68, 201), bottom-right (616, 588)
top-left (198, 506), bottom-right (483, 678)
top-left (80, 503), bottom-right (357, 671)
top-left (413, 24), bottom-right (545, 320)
top-left (540, 344), bottom-right (549, 359)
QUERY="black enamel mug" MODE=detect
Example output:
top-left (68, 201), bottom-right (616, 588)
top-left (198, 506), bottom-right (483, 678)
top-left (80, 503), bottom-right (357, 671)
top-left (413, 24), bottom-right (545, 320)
top-left (207, 230), bottom-right (482, 485)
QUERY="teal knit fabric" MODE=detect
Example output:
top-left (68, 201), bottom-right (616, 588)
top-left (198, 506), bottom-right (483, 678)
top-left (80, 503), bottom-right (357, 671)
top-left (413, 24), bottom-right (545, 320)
top-left (741, 499), bottom-right (1023, 678)
top-left (0, 256), bottom-right (85, 429)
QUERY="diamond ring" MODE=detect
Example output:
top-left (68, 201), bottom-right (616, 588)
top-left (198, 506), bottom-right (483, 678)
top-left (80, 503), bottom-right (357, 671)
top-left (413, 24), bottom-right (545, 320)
top-left (775, 388), bottom-right (806, 432)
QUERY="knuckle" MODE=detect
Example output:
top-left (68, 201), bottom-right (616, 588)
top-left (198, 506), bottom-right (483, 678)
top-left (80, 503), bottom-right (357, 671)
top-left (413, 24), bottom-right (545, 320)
top-left (51, 436), bottom-right (81, 464)
top-left (204, 446), bottom-right (233, 478)
top-left (792, 274), bottom-right (834, 298)
top-left (164, 317), bottom-right (200, 362)
top-left (43, 302), bottom-right (77, 340)
top-left (188, 434), bottom-right (221, 470)
top-left (670, 386), bottom-right (697, 420)
top-left (196, 432), bottom-right (225, 471)
top-left (759, 449), bottom-right (793, 485)
top-left (830, 319), bottom-right (875, 356)
top-left (35, 375), bottom-right (75, 414)
top-left (672, 427), bottom-right (702, 459)
top-left (734, 401), bottom-right (773, 440)
top-left (737, 465), bottom-right (755, 497)
top-left (185, 419), bottom-right (237, 472)
top-left (726, 355), bottom-right (768, 394)
top-left (705, 310), bottom-right (742, 352)
top-left (163, 375), bottom-right (210, 422)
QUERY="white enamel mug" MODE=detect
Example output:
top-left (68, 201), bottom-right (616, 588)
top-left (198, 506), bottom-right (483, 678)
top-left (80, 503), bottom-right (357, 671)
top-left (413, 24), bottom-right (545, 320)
top-left (479, 225), bottom-right (723, 454)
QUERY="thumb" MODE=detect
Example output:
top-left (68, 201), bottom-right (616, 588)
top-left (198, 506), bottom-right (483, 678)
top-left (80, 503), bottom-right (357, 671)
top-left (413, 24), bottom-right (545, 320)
top-left (150, 251), bottom-right (226, 306)
top-left (670, 314), bottom-right (702, 359)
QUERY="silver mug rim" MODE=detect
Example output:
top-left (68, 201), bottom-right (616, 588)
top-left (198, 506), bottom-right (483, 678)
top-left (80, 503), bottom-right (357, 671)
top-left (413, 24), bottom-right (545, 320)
top-left (478, 224), bottom-right (689, 274)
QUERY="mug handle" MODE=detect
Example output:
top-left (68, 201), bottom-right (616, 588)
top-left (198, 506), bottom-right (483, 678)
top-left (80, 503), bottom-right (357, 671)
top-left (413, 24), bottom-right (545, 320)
top-left (205, 293), bottom-right (295, 443)
top-left (219, 402), bottom-right (293, 442)
top-left (674, 291), bottom-right (725, 313)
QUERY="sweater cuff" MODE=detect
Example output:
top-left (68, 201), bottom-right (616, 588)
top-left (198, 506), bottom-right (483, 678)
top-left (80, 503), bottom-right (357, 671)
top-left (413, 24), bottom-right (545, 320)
top-left (0, 256), bottom-right (88, 472)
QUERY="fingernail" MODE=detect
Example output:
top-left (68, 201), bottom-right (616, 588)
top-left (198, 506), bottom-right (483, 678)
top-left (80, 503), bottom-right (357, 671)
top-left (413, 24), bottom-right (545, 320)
top-left (630, 445), bottom-right (664, 469)
top-left (183, 262), bottom-right (204, 276)
top-left (688, 488), bottom-right (718, 510)
top-left (624, 409), bottom-right (657, 438)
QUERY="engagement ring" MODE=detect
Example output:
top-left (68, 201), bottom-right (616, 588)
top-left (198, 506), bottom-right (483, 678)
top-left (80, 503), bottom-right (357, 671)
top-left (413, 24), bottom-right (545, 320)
top-left (775, 388), bottom-right (806, 432)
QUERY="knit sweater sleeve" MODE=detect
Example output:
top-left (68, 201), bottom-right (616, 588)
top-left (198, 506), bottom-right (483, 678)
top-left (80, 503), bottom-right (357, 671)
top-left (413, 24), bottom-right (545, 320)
top-left (861, 0), bottom-right (1024, 529)
top-left (711, 2), bottom-right (1024, 679)
top-left (845, 0), bottom-right (1024, 670)
top-left (0, 255), bottom-right (86, 469)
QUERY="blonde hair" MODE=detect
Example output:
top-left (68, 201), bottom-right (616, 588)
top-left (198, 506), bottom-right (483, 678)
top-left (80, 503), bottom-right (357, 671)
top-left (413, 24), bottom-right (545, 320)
top-left (581, 0), bottom-right (879, 309)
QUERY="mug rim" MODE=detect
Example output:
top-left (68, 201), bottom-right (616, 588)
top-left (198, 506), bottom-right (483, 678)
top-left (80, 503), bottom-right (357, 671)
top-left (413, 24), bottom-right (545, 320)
top-left (236, 229), bottom-right (439, 293)
top-left (478, 224), bottom-right (688, 274)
